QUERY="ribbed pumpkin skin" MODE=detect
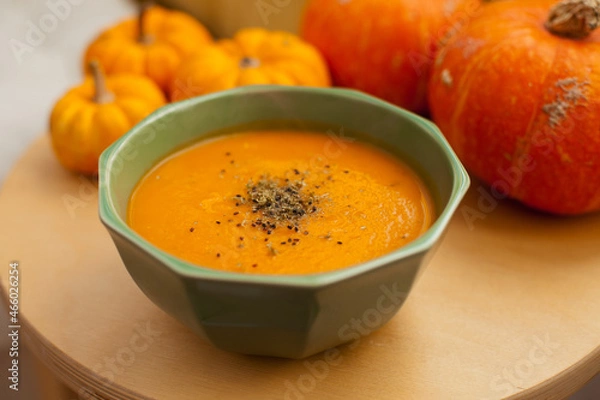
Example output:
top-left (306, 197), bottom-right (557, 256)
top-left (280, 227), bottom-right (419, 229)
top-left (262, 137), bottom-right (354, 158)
top-left (301, 0), bottom-right (481, 115)
top-left (84, 6), bottom-right (213, 92)
top-left (429, 0), bottom-right (600, 215)
top-left (50, 75), bottom-right (166, 175)
top-left (170, 28), bottom-right (331, 101)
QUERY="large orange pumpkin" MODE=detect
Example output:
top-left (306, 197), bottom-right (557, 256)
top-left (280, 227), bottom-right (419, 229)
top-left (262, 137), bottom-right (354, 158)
top-left (170, 28), bottom-right (330, 101)
top-left (429, 0), bottom-right (600, 215)
top-left (301, 0), bottom-right (481, 114)
top-left (84, 5), bottom-right (212, 92)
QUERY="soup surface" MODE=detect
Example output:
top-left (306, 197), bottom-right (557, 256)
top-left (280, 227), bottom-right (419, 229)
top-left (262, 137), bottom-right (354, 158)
top-left (128, 130), bottom-right (434, 274)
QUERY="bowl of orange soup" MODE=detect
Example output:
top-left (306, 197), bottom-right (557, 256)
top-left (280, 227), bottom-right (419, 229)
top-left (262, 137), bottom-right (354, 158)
top-left (98, 85), bottom-right (469, 358)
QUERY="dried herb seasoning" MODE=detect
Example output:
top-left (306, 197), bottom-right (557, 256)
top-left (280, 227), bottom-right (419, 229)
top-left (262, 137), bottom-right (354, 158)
top-left (236, 173), bottom-right (321, 233)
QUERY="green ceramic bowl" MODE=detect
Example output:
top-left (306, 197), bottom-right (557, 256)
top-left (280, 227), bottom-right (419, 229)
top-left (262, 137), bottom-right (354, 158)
top-left (98, 86), bottom-right (469, 359)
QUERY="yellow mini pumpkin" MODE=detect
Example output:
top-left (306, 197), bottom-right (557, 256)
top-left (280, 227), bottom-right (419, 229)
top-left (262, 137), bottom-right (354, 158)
top-left (50, 61), bottom-right (166, 175)
top-left (84, 5), bottom-right (213, 92)
top-left (170, 27), bottom-right (331, 101)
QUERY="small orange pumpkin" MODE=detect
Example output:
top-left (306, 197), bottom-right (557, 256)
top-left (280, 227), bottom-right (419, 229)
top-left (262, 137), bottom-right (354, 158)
top-left (429, 0), bottom-right (600, 214)
top-left (170, 27), bottom-right (331, 101)
top-left (50, 61), bottom-right (166, 175)
top-left (84, 5), bottom-right (212, 92)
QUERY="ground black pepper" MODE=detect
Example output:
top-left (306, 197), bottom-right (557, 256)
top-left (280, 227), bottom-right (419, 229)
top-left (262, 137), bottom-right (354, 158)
top-left (237, 173), bottom-right (321, 233)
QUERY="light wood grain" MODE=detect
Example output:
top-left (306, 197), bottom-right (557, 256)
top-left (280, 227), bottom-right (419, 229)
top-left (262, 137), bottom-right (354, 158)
top-left (0, 136), bottom-right (598, 400)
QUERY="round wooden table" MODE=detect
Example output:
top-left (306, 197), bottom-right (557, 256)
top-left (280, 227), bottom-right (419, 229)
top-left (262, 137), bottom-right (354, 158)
top-left (1, 136), bottom-right (599, 400)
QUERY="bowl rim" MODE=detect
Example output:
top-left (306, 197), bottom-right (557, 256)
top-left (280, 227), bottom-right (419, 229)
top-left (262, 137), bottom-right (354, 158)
top-left (98, 85), bottom-right (470, 288)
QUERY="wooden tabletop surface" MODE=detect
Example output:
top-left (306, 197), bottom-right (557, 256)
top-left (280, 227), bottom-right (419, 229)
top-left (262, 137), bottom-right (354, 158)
top-left (1, 135), bottom-right (599, 400)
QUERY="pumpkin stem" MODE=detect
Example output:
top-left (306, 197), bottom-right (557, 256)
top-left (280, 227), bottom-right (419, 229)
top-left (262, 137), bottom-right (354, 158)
top-left (138, 1), bottom-right (154, 44)
top-left (89, 61), bottom-right (114, 104)
top-left (546, 0), bottom-right (600, 39)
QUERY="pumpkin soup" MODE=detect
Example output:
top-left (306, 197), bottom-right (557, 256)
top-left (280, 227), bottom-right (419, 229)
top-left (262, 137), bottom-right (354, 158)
top-left (128, 130), bottom-right (434, 274)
